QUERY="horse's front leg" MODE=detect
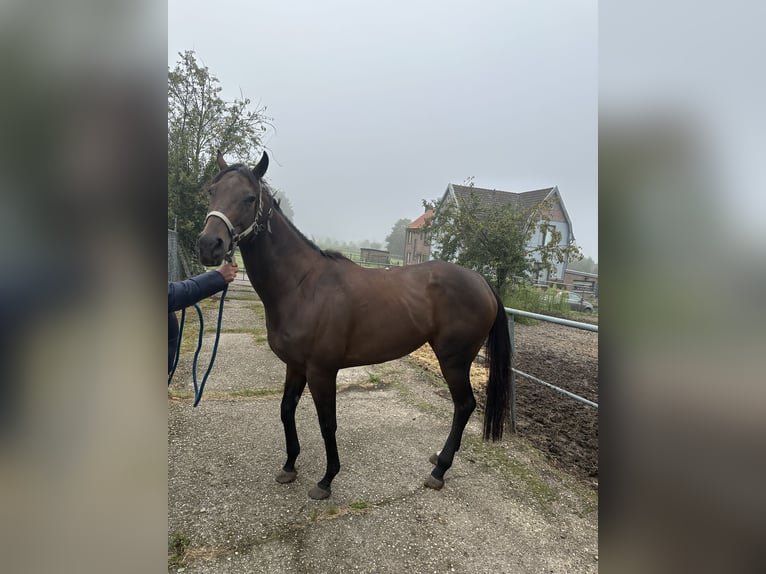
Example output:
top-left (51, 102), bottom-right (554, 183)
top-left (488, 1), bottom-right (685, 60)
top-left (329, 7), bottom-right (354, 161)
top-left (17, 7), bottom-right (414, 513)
top-left (275, 364), bottom-right (307, 484)
top-left (306, 366), bottom-right (340, 500)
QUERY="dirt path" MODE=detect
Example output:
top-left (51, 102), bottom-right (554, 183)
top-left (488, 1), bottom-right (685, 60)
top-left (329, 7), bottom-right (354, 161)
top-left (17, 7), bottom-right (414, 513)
top-left (168, 286), bottom-right (598, 573)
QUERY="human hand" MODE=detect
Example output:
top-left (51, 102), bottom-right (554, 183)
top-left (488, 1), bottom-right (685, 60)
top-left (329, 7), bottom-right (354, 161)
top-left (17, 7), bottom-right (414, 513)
top-left (216, 261), bottom-right (238, 283)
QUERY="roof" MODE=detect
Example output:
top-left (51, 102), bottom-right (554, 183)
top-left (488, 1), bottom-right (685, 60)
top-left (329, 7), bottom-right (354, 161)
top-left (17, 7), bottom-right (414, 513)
top-left (408, 209), bottom-right (434, 229)
top-left (448, 184), bottom-right (556, 212)
top-left (441, 183), bottom-right (574, 241)
top-left (565, 269), bottom-right (598, 279)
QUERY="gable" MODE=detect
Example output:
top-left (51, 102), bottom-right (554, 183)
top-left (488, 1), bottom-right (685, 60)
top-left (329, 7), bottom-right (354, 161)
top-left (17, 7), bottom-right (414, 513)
top-left (441, 183), bottom-right (574, 241)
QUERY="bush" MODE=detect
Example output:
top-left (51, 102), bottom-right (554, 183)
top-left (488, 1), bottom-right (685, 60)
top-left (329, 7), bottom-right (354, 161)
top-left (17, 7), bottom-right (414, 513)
top-left (501, 284), bottom-right (569, 323)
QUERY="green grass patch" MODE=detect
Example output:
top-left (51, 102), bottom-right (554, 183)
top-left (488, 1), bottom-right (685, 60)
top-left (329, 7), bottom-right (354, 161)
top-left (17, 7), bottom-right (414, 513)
top-left (349, 500), bottom-right (369, 510)
top-left (391, 379), bottom-right (446, 418)
top-left (502, 284), bottom-right (568, 323)
top-left (229, 388), bottom-right (281, 398)
top-left (247, 303), bottom-right (266, 319)
top-left (167, 389), bottom-right (195, 400)
top-left (196, 297), bottom-right (220, 311)
top-left (168, 388), bottom-right (281, 400)
top-left (168, 531), bottom-right (191, 568)
top-left (178, 320), bottom-right (201, 354)
top-left (464, 436), bottom-right (559, 506)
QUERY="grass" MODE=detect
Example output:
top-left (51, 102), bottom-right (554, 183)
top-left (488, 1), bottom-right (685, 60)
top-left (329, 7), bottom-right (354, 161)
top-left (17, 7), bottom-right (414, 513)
top-left (501, 284), bottom-right (597, 324)
top-left (168, 388), bottom-right (281, 401)
top-left (229, 388), bottom-right (281, 398)
top-left (309, 500), bottom-right (373, 522)
top-left (464, 436), bottom-right (559, 506)
top-left (168, 531), bottom-right (191, 568)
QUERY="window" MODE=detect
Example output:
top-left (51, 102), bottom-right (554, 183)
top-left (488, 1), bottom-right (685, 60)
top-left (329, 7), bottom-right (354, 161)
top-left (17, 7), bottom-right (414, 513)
top-left (540, 225), bottom-right (551, 246)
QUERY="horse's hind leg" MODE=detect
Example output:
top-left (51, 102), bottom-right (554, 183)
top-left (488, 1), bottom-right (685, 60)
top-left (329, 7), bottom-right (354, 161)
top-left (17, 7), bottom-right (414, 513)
top-left (306, 367), bottom-right (340, 500)
top-left (426, 358), bottom-right (476, 490)
top-left (276, 364), bottom-right (307, 484)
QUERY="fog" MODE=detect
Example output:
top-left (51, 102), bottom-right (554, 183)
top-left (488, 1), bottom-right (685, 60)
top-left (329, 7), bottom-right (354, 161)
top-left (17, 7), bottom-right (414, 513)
top-left (168, 0), bottom-right (599, 260)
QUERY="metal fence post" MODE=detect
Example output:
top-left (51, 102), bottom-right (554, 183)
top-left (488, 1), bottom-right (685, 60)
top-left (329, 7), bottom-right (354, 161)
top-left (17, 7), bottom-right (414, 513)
top-left (507, 312), bottom-right (517, 433)
top-left (503, 306), bottom-right (598, 409)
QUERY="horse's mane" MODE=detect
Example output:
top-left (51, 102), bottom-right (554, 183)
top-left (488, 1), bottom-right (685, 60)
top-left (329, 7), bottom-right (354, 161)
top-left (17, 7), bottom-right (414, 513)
top-left (214, 164), bottom-right (349, 262)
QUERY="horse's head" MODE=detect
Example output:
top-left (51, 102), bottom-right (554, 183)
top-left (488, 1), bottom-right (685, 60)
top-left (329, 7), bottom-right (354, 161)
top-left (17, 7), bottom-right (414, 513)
top-left (197, 150), bottom-right (270, 266)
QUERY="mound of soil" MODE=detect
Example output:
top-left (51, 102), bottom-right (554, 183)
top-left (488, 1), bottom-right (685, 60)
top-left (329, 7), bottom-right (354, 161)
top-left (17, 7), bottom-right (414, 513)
top-left (410, 320), bottom-right (598, 489)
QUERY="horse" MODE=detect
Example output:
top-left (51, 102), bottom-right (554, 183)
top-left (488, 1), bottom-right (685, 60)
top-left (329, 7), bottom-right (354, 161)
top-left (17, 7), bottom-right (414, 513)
top-left (197, 150), bottom-right (511, 500)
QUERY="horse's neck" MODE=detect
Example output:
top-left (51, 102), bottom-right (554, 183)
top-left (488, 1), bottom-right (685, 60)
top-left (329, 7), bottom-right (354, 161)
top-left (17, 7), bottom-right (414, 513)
top-left (242, 212), bottom-right (322, 308)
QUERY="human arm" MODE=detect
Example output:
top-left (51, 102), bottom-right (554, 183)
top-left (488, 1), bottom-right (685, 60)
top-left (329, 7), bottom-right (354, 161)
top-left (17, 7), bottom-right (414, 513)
top-left (168, 262), bottom-right (237, 313)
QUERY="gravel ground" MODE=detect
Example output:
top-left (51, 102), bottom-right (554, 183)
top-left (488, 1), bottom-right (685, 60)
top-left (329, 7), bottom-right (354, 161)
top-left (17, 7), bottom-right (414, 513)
top-left (168, 291), bottom-right (598, 572)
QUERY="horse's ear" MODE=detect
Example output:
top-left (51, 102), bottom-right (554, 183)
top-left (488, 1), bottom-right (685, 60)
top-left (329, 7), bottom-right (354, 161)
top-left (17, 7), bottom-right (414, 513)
top-left (253, 151), bottom-right (269, 180)
top-left (216, 149), bottom-right (228, 171)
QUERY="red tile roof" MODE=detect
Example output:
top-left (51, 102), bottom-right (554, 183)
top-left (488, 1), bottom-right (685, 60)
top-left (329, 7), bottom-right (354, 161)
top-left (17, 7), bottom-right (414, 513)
top-left (408, 209), bottom-right (434, 229)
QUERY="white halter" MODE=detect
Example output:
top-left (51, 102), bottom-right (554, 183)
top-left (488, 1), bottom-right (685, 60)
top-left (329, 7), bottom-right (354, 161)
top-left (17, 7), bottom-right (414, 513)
top-left (204, 192), bottom-right (272, 259)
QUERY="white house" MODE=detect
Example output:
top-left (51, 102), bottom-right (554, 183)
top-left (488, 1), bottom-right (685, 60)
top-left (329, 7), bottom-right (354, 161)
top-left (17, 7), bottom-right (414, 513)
top-left (431, 183), bottom-right (576, 285)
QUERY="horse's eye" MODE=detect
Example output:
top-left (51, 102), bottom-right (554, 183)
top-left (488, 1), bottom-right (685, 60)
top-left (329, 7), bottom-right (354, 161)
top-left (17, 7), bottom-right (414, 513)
top-left (244, 196), bottom-right (257, 204)
top-left (207, 188), bottom-right (214, 197)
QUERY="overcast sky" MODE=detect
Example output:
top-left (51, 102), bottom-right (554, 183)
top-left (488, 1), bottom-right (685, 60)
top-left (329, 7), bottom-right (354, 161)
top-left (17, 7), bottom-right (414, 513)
top-left (169, 0), bottom-right (598, 260)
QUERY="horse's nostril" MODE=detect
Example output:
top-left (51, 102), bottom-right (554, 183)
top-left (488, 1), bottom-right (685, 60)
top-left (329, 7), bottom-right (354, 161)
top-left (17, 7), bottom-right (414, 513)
top-left (198, 235), bottom-right (225, 256)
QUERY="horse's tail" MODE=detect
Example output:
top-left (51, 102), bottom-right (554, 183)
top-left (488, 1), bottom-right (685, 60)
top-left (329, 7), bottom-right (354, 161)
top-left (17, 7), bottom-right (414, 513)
top-left (483, 289), bottom-right (511, 441)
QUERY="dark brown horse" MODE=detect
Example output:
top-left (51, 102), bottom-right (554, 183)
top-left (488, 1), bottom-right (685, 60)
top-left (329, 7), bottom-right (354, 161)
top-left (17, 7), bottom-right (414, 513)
top-left (197, 151), bottom-right (511, 500)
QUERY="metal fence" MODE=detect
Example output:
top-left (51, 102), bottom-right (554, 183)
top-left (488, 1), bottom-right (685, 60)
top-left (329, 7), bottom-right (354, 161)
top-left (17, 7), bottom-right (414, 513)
top-left (168, 229), bottom-right (200, 281)
top-left (504, 307), bottom-right (598, 432)
top-left (168, 229), bottom-right (182, 281)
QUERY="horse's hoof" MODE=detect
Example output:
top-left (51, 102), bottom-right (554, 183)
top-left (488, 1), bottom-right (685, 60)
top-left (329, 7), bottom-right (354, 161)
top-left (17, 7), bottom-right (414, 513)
top-left (308, 485), bottom-right (331, 500)
top-left (429, 452), bottom-right (439, 466)
top-left (275, 469), bottom-right (298, 484)
top-left (424, 475), bottom-right (445, 490)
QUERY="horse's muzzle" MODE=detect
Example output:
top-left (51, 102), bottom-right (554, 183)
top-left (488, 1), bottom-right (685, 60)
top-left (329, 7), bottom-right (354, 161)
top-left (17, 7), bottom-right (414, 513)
top-left (197, 233), bottom-right (228, 266)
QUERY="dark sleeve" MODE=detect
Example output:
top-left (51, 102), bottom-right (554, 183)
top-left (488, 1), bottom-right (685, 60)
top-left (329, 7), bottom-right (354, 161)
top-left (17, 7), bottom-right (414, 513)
top-left (168, 271), bottom-right (227, 313)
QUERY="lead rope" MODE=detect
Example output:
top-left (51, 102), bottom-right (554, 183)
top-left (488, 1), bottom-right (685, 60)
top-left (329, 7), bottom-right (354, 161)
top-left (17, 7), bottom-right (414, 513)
top-left (190, 283), bottom-right (228, 407)
top-left (168, 252), bottom-right (233, 407)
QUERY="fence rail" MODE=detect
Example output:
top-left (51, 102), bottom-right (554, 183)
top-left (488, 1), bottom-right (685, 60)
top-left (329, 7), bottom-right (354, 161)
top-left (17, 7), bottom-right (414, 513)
top-left (504, 307), bottom-right (598, 432)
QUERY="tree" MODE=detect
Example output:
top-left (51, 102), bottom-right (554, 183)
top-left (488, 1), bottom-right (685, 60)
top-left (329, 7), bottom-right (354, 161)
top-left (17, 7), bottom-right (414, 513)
top-left (385, 218), bottom-right (412, 259)
top-left (422, 192), bottom-right (582, 292)
top-left (168, 50), bottom-right (272, 269)
top-left (359, 239), bottom-right (383, 250)
top-left (567, 255), bottom-right (598, 274)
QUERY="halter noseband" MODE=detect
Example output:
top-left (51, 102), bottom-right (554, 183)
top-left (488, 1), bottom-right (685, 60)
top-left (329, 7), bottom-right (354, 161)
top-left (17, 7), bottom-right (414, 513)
top-left (205, 186), bottom-right (273, 260)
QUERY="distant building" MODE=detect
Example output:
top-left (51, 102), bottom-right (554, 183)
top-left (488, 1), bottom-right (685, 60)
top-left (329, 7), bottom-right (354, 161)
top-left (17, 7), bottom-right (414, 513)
top-left (360, 247), bottom-right (390, 265)
top-left (403, 208), bottom-right (434, 265)
top-left (563, 269), bottom-right (598, 298)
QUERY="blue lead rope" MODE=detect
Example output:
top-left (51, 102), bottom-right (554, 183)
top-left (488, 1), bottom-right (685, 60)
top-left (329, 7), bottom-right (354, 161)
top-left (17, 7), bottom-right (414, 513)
top-left (168, 284), bottom-right (229, 407)
top-left (191, 284), bottom-right (228, 407)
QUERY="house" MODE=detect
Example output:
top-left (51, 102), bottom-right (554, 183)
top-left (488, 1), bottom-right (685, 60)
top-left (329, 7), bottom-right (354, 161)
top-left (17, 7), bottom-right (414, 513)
top-left (423, 183), bottom-right (576, 284)
top-left (563, 269), bottom-right (598, 298)
top-left (403, 208), bottom-right (434, 265)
